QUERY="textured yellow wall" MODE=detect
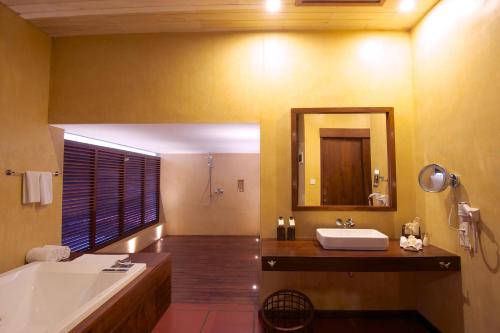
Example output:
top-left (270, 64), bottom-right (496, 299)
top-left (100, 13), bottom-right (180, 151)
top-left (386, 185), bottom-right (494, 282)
top-left (49, 31), bottom-right (417, 241)
top-left (412, 0), bottom-right (500, 332)
top-left (302, 113), bottom-right (388, 206)
top-left (0, 4), bottom-right (63, 273)
top-left (161, 153), bottom-right (260, 236)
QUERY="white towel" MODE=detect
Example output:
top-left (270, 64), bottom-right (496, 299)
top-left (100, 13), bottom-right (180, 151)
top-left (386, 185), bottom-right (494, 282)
top-left (43, 245), bottom-right (70, 260)
top-left (23, 171), bottom-right (41, 204)
top-left (39, 172), bottom-right (53, 205)
top-left (26, 245), bottom-right (71, 263)
top-left (26, 247), bottom-right (59, 263)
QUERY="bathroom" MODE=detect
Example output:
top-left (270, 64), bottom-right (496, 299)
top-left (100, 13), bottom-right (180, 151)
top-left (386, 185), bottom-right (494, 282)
top-left (0, 0), bottom-right (499, 332)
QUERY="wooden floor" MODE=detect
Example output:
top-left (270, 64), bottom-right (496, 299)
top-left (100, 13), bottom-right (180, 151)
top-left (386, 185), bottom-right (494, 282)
top-left (142, 235), bottom-right (260, 305)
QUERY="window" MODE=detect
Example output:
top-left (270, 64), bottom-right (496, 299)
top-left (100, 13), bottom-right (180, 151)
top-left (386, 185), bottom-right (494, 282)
top-left (62, 140), bottom-right (160, 252)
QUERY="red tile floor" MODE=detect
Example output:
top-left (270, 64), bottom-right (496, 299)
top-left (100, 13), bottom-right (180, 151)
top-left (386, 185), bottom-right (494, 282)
top-left (152, 304), bottom-right (262, 333)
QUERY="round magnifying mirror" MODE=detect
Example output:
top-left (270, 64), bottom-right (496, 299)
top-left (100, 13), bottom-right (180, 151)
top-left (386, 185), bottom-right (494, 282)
top-left (418, 164), bottom-right (460, 193)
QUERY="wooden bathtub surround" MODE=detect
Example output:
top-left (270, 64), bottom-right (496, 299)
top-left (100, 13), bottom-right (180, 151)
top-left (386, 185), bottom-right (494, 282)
top-left (69, 253), bottom-right (171, 333)
top-left (261, 239), bottom-right (460, 272)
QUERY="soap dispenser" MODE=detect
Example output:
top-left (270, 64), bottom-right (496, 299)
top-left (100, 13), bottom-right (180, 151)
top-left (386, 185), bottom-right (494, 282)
top-left (287, 217), bottom-right (296, 240)
top-left (277, 216), bottom-right (286, 241)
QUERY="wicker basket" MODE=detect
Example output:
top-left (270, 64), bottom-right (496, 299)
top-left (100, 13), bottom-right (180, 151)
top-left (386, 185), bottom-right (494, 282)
top-left (261, 290), bottom-right (314, 332)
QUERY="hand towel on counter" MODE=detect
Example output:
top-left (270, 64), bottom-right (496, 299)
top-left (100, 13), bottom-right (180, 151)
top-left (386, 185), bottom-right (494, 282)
top-left (26, 245), bottom-right (71, 263)
top-left (22, 171), bottom-right (41, 204)
top-left (39, 172), bottom-right (53, 205)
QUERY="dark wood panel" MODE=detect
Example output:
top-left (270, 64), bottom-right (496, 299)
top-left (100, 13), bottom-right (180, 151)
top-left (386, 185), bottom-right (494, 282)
top-left (261, 239), bottom-right (460, 272)
top-left (313, 310), bottom-right (439, 333)
top-left (142, 236), bottom-right (261, 305)
top-left (69, 253), bottom-right (171, 333)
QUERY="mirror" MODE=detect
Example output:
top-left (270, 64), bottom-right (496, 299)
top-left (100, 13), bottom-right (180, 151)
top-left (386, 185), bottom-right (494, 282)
top-left (291, 107), bottom-right (397, 211)
top-left (418, 164), bottom-right (460, 192)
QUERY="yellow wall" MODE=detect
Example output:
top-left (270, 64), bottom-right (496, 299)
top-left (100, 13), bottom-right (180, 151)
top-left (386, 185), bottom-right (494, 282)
top-left (412, 0), bottom-right (500, 332)
top-left (301, 113), bottom-right (388, 206)
top-left (48, 30), bottom-right (417, 310)
top-left (0, 4), bottom-right (63, 272)
top-left (49, 31), bottom-right (417, 241)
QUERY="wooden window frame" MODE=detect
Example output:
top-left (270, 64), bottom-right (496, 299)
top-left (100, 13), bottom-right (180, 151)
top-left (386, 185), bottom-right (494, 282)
top-left (291, 107), bottom-right (397, 211)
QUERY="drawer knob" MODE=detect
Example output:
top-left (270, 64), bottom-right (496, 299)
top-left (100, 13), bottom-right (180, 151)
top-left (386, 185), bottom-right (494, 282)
top-left (267, 260), bottom-right (277, 268)
top-left (439, 261), bottom-right (451, 269)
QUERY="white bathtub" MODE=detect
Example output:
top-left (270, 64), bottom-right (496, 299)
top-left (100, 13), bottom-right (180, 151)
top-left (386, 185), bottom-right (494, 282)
top-left (0, 255), bottom-right (146, 333)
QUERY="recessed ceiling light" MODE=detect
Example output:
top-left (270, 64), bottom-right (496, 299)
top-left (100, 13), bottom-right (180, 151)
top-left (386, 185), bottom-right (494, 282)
top-left (265, 0), bottom-right (282, 13)
top-left (399, 0), bottom-right (416, 13)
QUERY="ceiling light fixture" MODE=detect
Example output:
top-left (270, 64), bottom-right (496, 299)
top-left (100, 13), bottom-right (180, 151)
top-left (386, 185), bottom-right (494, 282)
top-left (399, 0), bottom-right (416, 13)
top-left (265, 0), bottom-right (282, 13)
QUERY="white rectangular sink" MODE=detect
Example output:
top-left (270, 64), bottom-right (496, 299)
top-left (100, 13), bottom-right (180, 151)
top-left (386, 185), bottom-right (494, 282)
top-left (316, 228), bottom-right (389, 250)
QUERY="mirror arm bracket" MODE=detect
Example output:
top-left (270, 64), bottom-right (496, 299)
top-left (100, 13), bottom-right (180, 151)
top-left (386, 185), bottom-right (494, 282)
top-left (449, 173), bottom-right (460, 188)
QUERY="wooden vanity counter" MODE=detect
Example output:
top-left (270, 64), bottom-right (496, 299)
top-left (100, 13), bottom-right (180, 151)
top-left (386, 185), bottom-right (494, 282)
top-left (70, 252), bottom-right (171, 333)
top-left (261, 239), bottom-right (460, 272)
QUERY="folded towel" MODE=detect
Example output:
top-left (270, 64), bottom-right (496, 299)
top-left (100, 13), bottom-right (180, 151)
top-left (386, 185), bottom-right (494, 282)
top-left (400, 236), bottom-right (408, 248)
top-left (39, 172), bottom-right (53, 205)
top-left (43, 245), bottom-right (70, 260)
top-left (26, 247), bottom-right (59, 263)
top-left (23, 171), bottom-right (41, 204)
top-left (26, 245), bottom-right (71, 263)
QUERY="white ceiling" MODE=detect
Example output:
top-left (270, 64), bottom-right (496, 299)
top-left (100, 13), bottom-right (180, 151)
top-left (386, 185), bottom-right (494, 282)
top-left (53, 124), bottom-right (260, 154)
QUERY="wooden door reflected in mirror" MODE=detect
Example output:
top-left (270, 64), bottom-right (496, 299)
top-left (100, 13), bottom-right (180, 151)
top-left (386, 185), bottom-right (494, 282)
top-left (292, 107), bottom-right (397, 211)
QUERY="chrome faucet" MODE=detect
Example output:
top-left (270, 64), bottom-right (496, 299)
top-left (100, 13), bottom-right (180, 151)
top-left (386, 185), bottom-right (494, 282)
top-left (345, 218), bottom-right (356, 228)
top-left (335, 218), bottom-right (356, 228)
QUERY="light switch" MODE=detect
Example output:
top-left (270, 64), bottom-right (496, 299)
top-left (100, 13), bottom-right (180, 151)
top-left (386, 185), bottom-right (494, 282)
top-left (310, 178), bottom-right (316, 185)
top-left (237, 179), bottom-right (244, 192)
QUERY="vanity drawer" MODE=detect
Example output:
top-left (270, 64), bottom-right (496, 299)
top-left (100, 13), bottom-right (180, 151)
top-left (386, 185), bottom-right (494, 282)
top-left (261, 255), bottom-right (461, 272)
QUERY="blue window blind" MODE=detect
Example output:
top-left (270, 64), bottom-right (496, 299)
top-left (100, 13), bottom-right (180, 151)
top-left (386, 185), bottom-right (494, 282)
top-left (62, 140), bottom-right (160, 252)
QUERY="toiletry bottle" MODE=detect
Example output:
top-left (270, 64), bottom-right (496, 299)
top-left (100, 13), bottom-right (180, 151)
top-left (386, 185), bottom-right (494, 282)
top-left (403, 223), bottom-right (412, 237)
top-left (277, 216), bottom-right (286, 241)
top-left (287, 217), bottom-right (296, 240)
top-left (413, 217), bottom-right (421, 239)
top-left (423, 234), bottom-right (429, 246)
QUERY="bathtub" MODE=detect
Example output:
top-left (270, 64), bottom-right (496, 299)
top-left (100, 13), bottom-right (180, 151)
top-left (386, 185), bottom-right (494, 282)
top-left (0, 255), bottom-right (146, 333)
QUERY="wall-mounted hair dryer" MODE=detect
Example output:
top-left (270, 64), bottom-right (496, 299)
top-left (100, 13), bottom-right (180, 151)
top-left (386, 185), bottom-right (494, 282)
top-left (458, 202), bottom-right (480, 253)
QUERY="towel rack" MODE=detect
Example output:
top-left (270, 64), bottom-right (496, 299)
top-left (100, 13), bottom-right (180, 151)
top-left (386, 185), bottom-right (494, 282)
top-left (5, 169), bottom-right (60, 177)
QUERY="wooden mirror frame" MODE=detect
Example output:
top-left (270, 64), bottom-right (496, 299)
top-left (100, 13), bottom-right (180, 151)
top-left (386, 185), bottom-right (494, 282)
top-left (291, 107), bottom-right (397, 211)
